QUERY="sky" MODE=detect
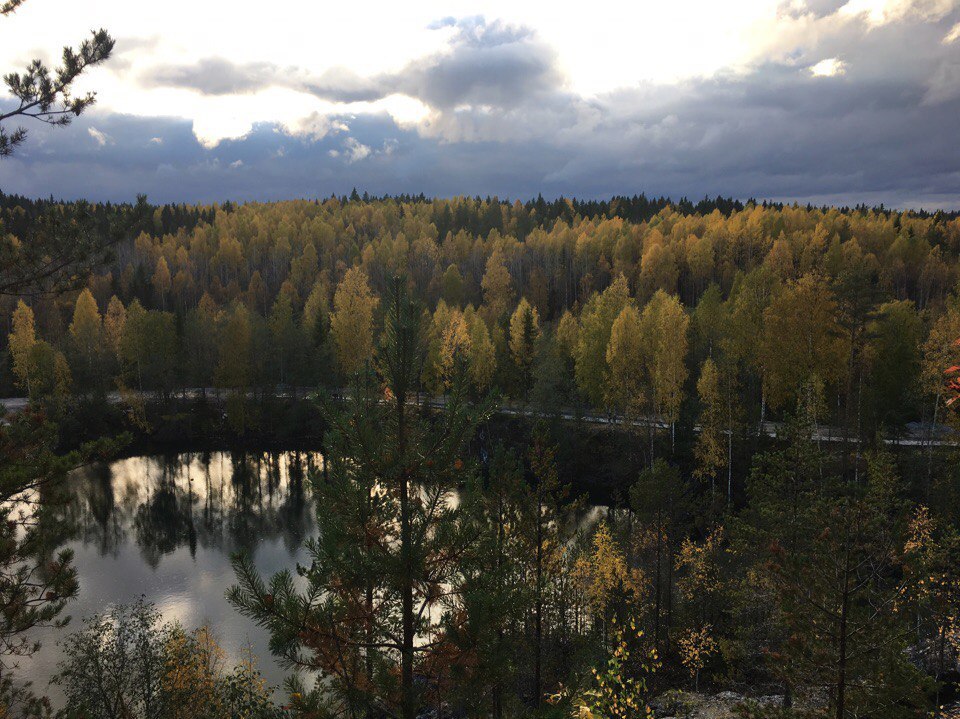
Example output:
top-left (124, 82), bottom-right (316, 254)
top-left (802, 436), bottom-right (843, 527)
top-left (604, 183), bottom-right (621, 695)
top-left (0, 0), bottom-right (959, 208)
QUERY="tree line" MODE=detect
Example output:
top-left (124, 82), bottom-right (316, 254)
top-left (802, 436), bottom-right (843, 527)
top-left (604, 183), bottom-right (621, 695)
top-left (4, 196), bottom-right (960, 449)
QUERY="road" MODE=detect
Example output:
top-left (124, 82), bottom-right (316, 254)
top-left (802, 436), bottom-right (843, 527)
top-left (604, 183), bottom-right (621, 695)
top-left (1, 388), bottom-right (956, 447)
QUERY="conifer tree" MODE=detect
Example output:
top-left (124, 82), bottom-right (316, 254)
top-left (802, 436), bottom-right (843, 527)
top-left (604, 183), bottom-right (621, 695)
top-left (507, 298), bottom-right (541, 399)
top-left (449, 447), bottom-right (530, 718)
top-left (230, 278), bottom-right (487, 719)
top-left (523, 430), bottom-right (581, 710)
top-left (630, 460), bottom-right (692, 653)
top-left (0, 3), bottom-right (113, 157)
top-left (742, 433), bottom-right (928, 717)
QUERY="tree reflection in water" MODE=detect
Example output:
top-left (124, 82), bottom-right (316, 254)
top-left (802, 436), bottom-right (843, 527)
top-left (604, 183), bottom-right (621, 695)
top-left (11, 451), bottom-right (320, 706)
top-left (53, 451), bottom-right (318, 566)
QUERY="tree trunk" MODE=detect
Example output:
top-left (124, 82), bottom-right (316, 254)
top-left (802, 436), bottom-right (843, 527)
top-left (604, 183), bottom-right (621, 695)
top-left (653, 514), bottom-right (662, 648)
top-left (927, 392), bottom-right (940, 488)
top-left (835, 551), bottom-right (850, 719)
top-left (365, 489), bottom-right (375, 717)
top-left (934, 623), bottom-right (946, 717)
top-left (534, 489), bottom-right (544, 710)
top-left (649, 419), bottom-right (655, 470)
top-left (397, 394), bottom-right (416, 719)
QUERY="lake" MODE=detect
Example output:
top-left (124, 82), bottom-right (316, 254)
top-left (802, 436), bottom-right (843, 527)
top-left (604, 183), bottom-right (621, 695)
top-left (14, 451), bottom-right (321, 706)
top-left (13, 449), bottom-right (609, 707)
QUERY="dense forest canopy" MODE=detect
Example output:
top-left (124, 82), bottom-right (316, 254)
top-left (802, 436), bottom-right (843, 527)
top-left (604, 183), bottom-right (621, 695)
top-left (2, 192), bottom-right (960, 718)
top-left (4, 192), bottom-right (960, 440)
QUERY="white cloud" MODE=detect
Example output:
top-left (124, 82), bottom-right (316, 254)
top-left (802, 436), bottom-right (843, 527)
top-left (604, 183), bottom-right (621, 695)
top-left (283, 112), bottom-right (349, 141)
top-left (838, 0), bottom-right (954, 25)
top-left (342, 137), bottom-right (372, 163)
top-left (944, 20), bottom-right (960, 41)
top-left (88, 127), bottom-right (110, 146)
top-left (149, 136), bottom-right (163, 144)
top-left (810, 57), bottom-right (846, 75)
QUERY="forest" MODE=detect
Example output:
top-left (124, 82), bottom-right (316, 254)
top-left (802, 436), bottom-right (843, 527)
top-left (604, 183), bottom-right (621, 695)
top-left (2, 193), bottom-right (960, 718)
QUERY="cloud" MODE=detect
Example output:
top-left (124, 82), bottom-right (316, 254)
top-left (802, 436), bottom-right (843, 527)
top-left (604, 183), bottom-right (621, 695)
top-left (139, 17), bottom-right (561, 119)
top-left (395, 18), bottom-right (561, 111)
top-left (281, 113), bottom-right (350, 141)
top-left (4, 7), bottom-right (960, 209)
top-left (142, 57), bottom-right (285, 95)
top-left (810, 57), bottom-right (846, 75)
top-left (341, 137), bottom-right (371, 163)
top-left (300, 67), bottom-right (389, 103)
top-left (88, 127), bottom-right (110, 146)
top-left (837, 0), bottom-right (955, 26)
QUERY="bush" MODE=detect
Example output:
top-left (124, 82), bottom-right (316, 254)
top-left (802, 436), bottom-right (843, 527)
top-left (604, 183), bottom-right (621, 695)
top-left (55, 599), bottom-right (285, 719)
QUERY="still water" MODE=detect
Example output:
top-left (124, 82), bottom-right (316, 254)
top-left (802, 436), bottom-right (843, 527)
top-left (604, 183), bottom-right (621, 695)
top-left (15, 451), bottom-right (321, 705)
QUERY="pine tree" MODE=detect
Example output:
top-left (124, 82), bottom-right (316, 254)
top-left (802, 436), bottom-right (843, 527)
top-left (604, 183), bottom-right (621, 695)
top-left (230, 278), bottom-right (487, 719)
top-left (523, 431), bottom-right (581, 710)
top-left (630, 460), bottom-right (692, 653)
top-left (449, 447), bottom-right (530, 718)
top-left (743, 437), bottom-right (929, 717)
top-left (508, 298), bottom-right (541, 399)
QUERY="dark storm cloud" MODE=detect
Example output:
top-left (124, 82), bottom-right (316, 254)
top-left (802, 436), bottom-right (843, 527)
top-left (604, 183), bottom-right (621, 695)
top-left (143, 57), bottom-right (284, 95)
top-left (395, 17), bottom-right (561, 110)
top-left (300, 68), bottom-right (387, 103)
top-left (140, 17), bottom-right (561, 110)
top-left (4, 9), bottom-right (960, 208)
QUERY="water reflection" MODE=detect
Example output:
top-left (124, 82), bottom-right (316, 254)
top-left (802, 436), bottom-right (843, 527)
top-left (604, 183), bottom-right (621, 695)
top-left (15, 451), bottom-right (320, 706)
